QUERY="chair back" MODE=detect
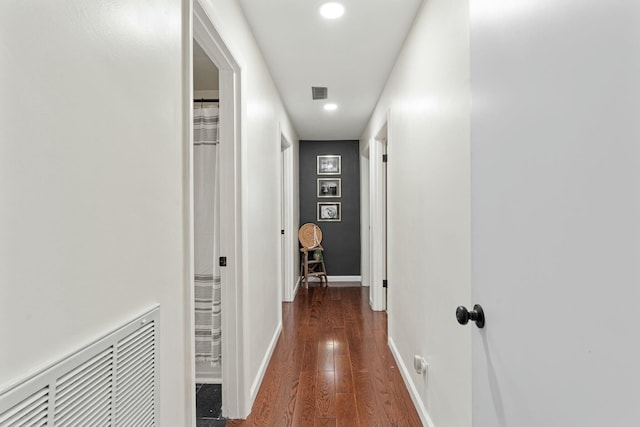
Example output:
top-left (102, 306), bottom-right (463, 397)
top-left (298, 223), bottom-right (323, 249)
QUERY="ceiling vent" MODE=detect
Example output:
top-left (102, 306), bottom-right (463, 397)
top-left (312, 86), bottom-right (328, 100)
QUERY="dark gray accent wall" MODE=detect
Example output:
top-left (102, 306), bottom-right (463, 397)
top-left (299, 140), bottom-right (360, 276)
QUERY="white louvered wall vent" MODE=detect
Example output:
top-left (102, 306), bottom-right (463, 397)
top-left (0, 306), bottom-right (159, 427)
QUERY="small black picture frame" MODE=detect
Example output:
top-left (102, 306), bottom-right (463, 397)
top-left (317, 202), bottom-right (341, 222)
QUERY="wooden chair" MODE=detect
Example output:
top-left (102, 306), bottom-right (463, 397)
top-left (298, 223), bottom-right (328, 288)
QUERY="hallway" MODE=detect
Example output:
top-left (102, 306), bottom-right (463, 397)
top-left (228, 286), bottom-right (421, 427)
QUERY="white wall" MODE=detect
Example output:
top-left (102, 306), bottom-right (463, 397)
top-left (0, 1), bottom-right (188, 425)
top-left (360, 0), bottom-right (471, 425)
top-left (199, 0), bottom-right (299, 412)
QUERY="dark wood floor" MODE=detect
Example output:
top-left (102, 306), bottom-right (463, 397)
top-left (227, 286), bottom-right (422, 427)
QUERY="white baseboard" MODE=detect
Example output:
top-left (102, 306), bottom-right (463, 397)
top-left (249, 321), bottom-right (282, 406)
top-left (292, 277), bottom-right (301, 299)
top-left (388, 336), bottom-right (435, 427)
top-left (329, 275), bottom-right (362, 282)
top-left (306, 275), bottom-right (362, 282)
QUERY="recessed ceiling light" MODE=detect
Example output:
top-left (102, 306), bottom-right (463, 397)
top-left (324, 103), bottom-right (338, 111)
top-left (319, 2), bottom-right (345, 19)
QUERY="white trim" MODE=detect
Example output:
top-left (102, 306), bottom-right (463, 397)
top-left (278, 137), bottom-right (284, 305)
top-left (279, 126), bottom-right (296, 303)
top-left (192, 1), bottom-right (246, 419)
top-left (360, 140), bottom-right (371, 294)
top-left (388, 336), bottom-right (435, 427)
top-left (370, 114), bottom-right (390, 311)
top-left (305, 275), bottom-right (362, 282)
top-left (328, 275), bottom-right (362, 282)
top-left (359, 145), bottom-right (371, 291)
top-left (249, 322), bottom-right (282, 405)
top-left (292, 276), bottom-right (301, 298)
top-left (183, 18), bottom-right (197, 427)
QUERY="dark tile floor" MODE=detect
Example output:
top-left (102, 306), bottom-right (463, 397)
top-left (196, 384), bottom-right (226, 427)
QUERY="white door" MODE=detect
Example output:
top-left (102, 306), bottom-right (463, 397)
top-left (369, 123), bottom-right (388, 311)
top-left (280, 133), bottom-right (295, 302)
top-left (470, 1), bottom-right (640, 426)
top-left (280, 147), bottom-right (286, 300)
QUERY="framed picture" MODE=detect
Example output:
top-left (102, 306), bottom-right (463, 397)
top-left (317, 202), bottom-right (341, 222)
top-left (317, 155), bottom-right (341, 175)
top-left (317, 178), bottom-right (341, 198)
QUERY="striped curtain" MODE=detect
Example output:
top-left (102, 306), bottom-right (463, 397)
top-left (194, 105), bottom-right (221, 366)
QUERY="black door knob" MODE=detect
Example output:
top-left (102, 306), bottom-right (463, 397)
top-left (456, 304), bottom-right (485, 328)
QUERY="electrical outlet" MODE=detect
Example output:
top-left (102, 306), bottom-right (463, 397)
top-left (413, 355), bottom-right (428, 375)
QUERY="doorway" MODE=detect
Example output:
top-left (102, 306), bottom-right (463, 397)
top-left (189, 1), bottom-right (245, 421)
top-left (192, 36), bottom-right (224, 425)
top-left (279, 131), bottom-right (296, 302)
top-left (369, 120), bottom-right (389, 311)
top-left (193, 38), bottom-right (221, 385)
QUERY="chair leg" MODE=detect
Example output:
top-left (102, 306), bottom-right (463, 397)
top-left (321, 260), bottom-right (327, 287)
top-left (303, 252), bottom-right (309, 288)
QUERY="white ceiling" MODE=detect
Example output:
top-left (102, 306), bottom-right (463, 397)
top-left (239, 0), bottom-right (423, 140)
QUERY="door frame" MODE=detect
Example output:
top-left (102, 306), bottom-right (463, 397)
top-left (360, 143), bottom-right (371, 290)
top-left (278, 127), bottom-right (296, 302)
top-left (187, 1), bottom-right (247, 420)
top-left (369, 113), bottom-right (390, 311)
